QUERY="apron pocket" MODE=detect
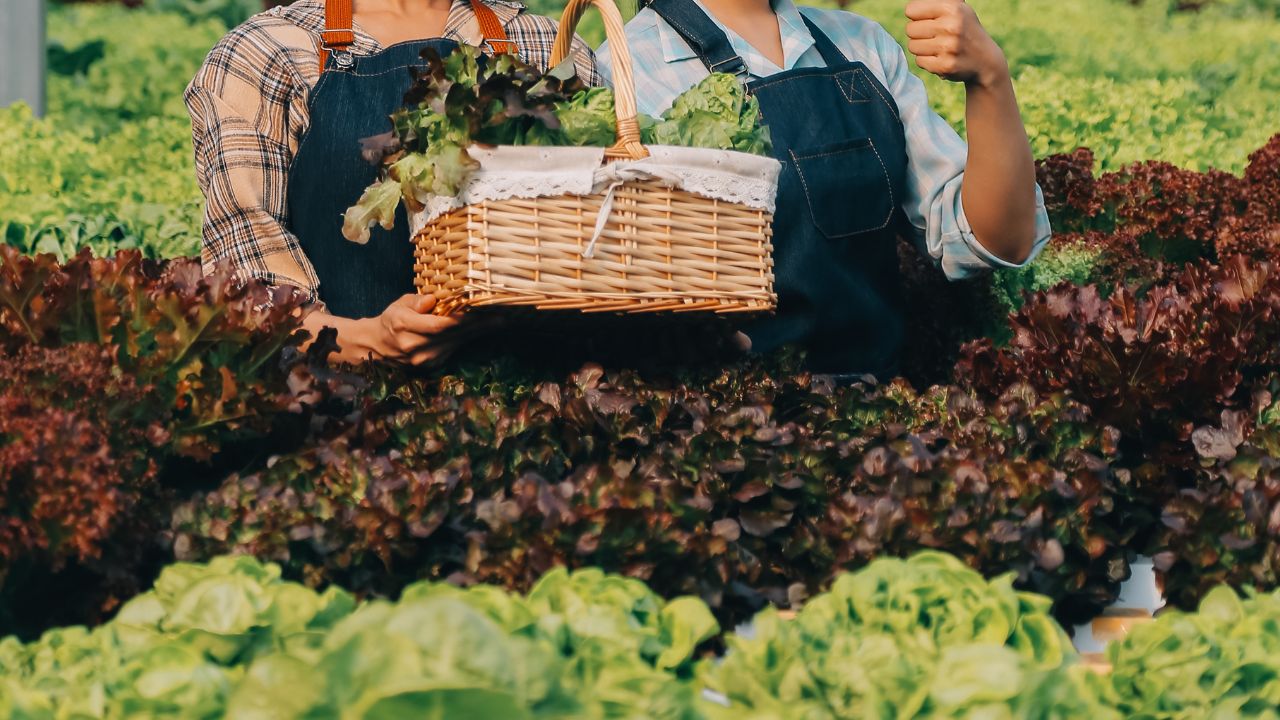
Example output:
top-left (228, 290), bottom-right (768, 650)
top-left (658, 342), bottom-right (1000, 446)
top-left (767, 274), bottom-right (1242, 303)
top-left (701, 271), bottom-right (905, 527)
top-left (790, 138), bottom-right (895, 239)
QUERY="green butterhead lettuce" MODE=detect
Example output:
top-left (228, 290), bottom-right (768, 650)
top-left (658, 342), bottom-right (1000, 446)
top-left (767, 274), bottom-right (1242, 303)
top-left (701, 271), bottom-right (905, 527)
top-left (1098, 585), bottom-right (1280, 718)
top-left (10, 554), bottom-right (1280, 717)
top-left (552, 88), bottom-right (619, 148)
top-left (0, 558), bottom-right (712, 719)
top-left (643, 73), bottom-right (772, 156)
top-left (700, 552), bottom-right (1085, 719)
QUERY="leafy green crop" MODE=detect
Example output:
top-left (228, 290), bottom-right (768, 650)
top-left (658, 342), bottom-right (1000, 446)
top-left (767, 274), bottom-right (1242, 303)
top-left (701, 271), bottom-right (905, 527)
top-left (643, 73), bottom-right (771, 156)
top-left (142, 0), bottom-right (261, 30)
top-left (699, 552), bottom-right (1112, 719)
top-left (0, 105), bottom-right (203, 260)
top-left (10, 552), bottom-right (1280, 717)
top-left (47, 5), bottom-right (226, 130)
top-left (0, 555), bottom-right (354, 718)
top-left (0, 553), bottom-right (1103, 719)
top-left (0, 556), bottom-right (716, 719)
top-left (1097, 586), bottom-right (1280, 717)
top-left (0, 4), bottom-right (214, 261)
top-left (345, 46), bottom-right (771, 242)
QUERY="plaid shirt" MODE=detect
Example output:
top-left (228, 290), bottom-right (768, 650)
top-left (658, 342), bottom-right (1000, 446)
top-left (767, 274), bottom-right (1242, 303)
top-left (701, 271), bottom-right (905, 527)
top-left (598, 0), bottom-right (1051, 280)
top-left (185, 0), bottom-right (600, 302)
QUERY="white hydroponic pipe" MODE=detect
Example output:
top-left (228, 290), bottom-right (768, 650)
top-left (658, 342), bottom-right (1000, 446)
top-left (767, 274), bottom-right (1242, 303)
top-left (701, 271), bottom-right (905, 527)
top-left (0, 0), bottom-right (46, 116)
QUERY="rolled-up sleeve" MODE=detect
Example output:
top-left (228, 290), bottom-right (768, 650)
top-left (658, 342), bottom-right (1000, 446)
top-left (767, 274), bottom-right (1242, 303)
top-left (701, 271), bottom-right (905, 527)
top-left (874, 27), bottom-right (1051, 280)
top-left (185, 26), bottom-right (321, 299)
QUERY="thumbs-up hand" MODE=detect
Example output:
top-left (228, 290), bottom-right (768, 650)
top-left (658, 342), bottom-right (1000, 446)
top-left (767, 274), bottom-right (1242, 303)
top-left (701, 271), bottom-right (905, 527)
top-left (904, 0), bottom-right (1008, 87)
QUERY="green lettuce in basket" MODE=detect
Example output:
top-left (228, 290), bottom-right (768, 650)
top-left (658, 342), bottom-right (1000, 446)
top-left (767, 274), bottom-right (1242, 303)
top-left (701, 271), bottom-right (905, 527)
top-left (643, 73), bottom-right (772, 157)
top-left (343, 46), bottom-right (772, 243)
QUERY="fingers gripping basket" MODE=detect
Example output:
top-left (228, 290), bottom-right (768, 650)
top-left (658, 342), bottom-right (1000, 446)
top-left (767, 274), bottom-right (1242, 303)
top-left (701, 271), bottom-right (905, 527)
top-left (411, 0), bottom-right (779, 314)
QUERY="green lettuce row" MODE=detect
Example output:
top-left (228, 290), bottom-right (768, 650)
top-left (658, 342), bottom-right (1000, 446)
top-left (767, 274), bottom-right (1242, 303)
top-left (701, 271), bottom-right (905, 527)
top-left (47, 4), bottom-right (227, 130)
top-left (12, 1), bottom-right (255, 261)
top-left (6, 555), bottom-right (1280, 717)
top-left (0, 555), bottom-right (718, 719)
top-left (4, 4), bottom-right (215, 261)
top-left (0, 106), bottom-right (202, 261)
top-left (0, 552), bottom-right (1095, 719)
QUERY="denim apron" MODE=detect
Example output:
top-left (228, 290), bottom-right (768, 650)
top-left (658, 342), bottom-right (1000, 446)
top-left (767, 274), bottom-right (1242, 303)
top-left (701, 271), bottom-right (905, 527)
top-left (287, 39), bottom-right (458, 320)
top-left (287, 0), bottom-right (517, 319)
top-left (649, 0), bottom-right (910, 377)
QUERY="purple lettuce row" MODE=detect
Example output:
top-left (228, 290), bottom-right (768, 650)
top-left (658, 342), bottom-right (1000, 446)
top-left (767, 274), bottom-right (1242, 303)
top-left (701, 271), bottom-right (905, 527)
top-left (169, 364), bottom-right (1134, 628)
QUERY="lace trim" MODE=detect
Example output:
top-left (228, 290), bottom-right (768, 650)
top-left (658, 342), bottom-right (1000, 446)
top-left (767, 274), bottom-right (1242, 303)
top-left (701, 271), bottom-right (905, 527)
top-left (410, 145), bottom-right (781, 233)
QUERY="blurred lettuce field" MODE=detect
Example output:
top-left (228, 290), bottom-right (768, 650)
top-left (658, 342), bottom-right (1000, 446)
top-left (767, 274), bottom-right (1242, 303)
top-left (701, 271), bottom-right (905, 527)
top-left (3, 0), bottom-right (1277, 261)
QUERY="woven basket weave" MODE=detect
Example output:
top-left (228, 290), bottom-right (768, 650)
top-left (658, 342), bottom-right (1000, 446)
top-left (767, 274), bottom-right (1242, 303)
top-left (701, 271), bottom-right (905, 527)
top-left (412, 0), bottom-right (777, 315)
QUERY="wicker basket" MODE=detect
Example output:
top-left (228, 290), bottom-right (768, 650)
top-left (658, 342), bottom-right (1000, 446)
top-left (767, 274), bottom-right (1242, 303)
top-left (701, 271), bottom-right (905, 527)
top-left (412, 0), bottom-right (777, 315)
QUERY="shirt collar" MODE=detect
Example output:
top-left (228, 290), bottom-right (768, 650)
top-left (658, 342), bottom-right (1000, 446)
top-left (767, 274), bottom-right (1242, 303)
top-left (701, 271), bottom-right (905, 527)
top-left (657, 0), bottom-right (816, 73)
top-left (657, 10), bottom-right (700, 63)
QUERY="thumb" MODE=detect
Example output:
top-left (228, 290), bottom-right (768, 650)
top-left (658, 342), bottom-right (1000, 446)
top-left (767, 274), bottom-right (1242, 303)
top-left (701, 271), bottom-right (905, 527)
top-left (417, 294), bottom-right (439, 313)
top-left (396, 293), bottom-right (438, 313)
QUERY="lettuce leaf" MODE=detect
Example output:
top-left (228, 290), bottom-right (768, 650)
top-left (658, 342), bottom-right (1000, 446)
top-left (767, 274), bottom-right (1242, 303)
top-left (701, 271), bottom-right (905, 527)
top-left (342, 178), bottom-right (403, 244)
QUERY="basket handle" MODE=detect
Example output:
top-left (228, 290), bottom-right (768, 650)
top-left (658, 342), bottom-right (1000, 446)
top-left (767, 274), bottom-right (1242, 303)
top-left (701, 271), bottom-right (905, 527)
top-left (550, 0), bottom-right (649, 160)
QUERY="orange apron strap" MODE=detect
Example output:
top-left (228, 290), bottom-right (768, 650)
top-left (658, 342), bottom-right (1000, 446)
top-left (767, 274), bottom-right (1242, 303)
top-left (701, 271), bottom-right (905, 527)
top-left (470, 0), bottom-right (519, 55)
top-left (318, 0), bottom-right (517, 73)
top-left (319, 0), bottom-right (356, 72)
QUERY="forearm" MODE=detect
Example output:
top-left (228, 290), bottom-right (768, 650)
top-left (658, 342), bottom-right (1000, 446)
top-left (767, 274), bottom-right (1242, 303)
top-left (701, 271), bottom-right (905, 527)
top-left (959, 64), bottom-right (1038, 264)
top-left (300, 309), bottom-right (376, 364)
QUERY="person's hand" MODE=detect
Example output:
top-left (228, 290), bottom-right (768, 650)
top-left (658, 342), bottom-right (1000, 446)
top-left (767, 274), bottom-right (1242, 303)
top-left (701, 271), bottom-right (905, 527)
top-left (904, 0), bottom-right (1010, 88)
top-left (305, 294), bottom-right (477, 366)
top-left (359, 293), bottom-right (464, 365)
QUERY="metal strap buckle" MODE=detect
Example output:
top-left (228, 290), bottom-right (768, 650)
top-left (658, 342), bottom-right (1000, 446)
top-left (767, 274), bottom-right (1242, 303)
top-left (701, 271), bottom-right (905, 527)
top-left (481, 38), bottom-right (519, 54)
top-left (709, 56), bottom-right (748, 77)
top-left (319, 27), bottom-right (355, 46)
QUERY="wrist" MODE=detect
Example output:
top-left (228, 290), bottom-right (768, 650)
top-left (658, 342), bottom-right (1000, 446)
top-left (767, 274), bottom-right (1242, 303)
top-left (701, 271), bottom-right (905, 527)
top-left (965, 50), bottom-right (1011, 92)
top-left (338, 317), bottom-right (381, 363)
top-left (304, 311), bottom-right (378, 364)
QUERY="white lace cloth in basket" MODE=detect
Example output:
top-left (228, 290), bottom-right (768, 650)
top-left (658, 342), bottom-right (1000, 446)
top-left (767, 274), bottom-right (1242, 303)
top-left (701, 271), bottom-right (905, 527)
top-left (409, 145), bottom-right (782, 251)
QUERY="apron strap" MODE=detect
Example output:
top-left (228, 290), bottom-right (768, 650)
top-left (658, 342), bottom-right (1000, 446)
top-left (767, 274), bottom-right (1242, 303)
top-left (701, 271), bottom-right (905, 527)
top-left (647, 0), bottom-right (747, 77)
top-left (319, 0), bottom-right (356, 71)
top-left (647, 0), bottom-right (850, 75)
top-left (318, 0), bottom-right (518, 73)
top-left (799, 14), bottom-right (849, 66)
top-left (470, 0), bottom-right (519, 55)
